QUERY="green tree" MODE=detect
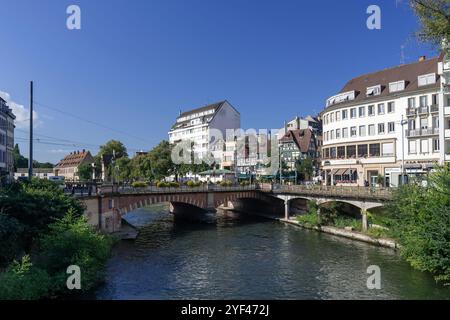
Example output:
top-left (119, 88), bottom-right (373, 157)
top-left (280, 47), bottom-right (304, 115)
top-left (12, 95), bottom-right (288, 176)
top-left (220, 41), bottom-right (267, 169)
top-left (13, 144), bottom-right (28, 169)
top-left (146, 140), bottom-right (174, 181)
top-left (115, 157), bottom-right (131, 183)
top-left (0, 213), bottom-right (24, 266)
top-left (96, 140), bottom-right (129, 181)
top-left (410, 0), bottom-right (450, 48)
top-left (388, 166), bottom-right (450, 286)
top-left (77, 163), bottom-right (93, 181)
top-left (296, 157), bottom-right (314, 181)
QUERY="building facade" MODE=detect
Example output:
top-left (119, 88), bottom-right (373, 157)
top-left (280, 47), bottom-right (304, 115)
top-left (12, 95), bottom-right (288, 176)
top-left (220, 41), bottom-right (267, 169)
top-left (0, 97), bottom-right (15, 184)
top-left (321, 53), bottom-right (450, 187)
top-left (279, 128), bottom-right (320, 177)
top-left (168, 100), bottom-right (240, 164)
top-left (54, 150), bottom-right (94, 181)
top-left (15, 168), bottom-right (54, 180)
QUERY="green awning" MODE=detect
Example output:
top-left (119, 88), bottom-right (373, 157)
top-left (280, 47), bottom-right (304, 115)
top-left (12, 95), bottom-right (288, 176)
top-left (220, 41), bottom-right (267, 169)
top-left (198, 169), bottom-right (235, 175)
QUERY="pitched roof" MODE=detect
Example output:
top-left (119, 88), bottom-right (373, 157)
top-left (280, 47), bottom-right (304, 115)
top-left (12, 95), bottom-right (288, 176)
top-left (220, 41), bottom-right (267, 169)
top-left (280, 129), bottom-right (313, 153)
top-left (171, 100), bottom-right (227, 130)
top-left (326, 53), bottom-right (444, 109)
top-left (16, 168), bottom-right (53, 174)
top-left (55, 150), bottom-right (93, 169)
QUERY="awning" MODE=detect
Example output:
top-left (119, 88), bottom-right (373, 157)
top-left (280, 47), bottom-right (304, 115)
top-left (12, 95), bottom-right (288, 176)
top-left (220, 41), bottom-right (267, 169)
top-left (333, 169), bottom-right (346, 175)
top-left (404, 164), bottom-right (422, 169)
top-left (423, 163), bottom-right (436, 170)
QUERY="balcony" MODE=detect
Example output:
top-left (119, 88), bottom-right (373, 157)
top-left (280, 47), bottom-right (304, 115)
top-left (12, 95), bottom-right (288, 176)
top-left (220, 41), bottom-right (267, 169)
top-left (430, 104), bottom-right (439, 113)
top-left (406, 128), bottom-right (439, 137)
top-left (418, 106), bottom-right (429, 115)
top-left (406, 108), bottom-right (416, 117)
top-left (445, 106), bottom-right (450, 116)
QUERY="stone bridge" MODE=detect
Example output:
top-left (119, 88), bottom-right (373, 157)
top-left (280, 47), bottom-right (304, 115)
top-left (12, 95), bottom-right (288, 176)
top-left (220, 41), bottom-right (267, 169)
top-left (79, 184), bottom-right (393, 232)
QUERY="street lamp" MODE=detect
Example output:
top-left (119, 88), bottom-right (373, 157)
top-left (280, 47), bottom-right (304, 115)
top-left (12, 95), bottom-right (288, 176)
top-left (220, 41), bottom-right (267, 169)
top-left (400, 115), bottom-right (408, 185)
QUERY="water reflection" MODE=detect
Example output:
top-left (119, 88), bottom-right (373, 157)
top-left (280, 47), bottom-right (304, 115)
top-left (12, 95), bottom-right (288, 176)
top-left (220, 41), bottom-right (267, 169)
top-left (96, 205), bottom-right (449, 300)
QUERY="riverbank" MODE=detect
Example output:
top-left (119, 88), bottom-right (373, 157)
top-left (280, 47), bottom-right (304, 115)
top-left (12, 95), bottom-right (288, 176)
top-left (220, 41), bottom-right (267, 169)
top-left (242, 209), bottom-right (399, 250)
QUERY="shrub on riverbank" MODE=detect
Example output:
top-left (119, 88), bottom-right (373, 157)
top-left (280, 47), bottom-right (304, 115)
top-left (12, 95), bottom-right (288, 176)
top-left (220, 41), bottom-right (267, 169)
top-left (387, 166), bottom-right (450, 287)
top-left (296, 213), bottom-right (320, 227)
top-left (132, 181), bottom-right (148, 188)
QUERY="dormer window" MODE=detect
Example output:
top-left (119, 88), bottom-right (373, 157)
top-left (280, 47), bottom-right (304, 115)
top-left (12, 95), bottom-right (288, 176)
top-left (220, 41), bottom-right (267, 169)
top-left (389, 80), bottom-right (405, 93)
top-left (366, 85), bottom-right (381, 97)
top-left (326, 90), bottom-right (356, 107)
top-left (418, 73), bottom-right (436, 87)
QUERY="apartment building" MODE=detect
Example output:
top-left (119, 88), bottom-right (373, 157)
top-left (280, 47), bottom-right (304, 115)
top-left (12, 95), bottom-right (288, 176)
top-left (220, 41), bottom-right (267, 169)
top-left (279, 128), bottom-right (320, 174)
top-left (54, 150), bottom-right (94, 181)
top-left (0, 97), bottom-right (15, 184)
top-left (168, 100), bottom-right (240, 164)
top-left (321, 52), bottom-right (449, 187)
top-left (277, 115), bottom-right (321, 139)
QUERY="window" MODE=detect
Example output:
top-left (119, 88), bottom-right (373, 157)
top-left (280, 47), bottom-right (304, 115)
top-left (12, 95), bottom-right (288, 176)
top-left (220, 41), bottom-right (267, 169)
top-left (420, 118), bottom-right (428, 129)
top-left (342, 127), bottom-right (348, 138)
top-left (369, 143), bottom-right (380, 157)
top-left (432, 94), bottom-right (438, 105)
top-left (368, 105), bottom-right (375, 116)
top-left (346, 145), bottom-right (356, 158)
top-left (418, 73), bottom-right (436, 86)
top-left (378, 103), bottom-right (385, 115)
top-left (433, 139), bottom-right (440, 152)
top-left (336, 129), bottom-right (341, 139)
top-left (378, 123), bottom-right (385, 134)
top-left (421, 139), bottom-right (429, 153)
top-left (336, 111), bottom-right (341, 121)
top-left (330, 147), bottom-right (337, 158)
top-left (359, 106), bottom-right (365, 117)
top-left (366, 85), bottom-right (381, 96)
top-left (432, 116), bottom-right (439, 129)
top-left (350, 108), bottom-right (357, 118)
top-left (387, 102), bottom-right (395, 113)
top-left (408, 119), bottom-right (416, 130)
top-left (337, 146), bottom-right (345, 158)
top-left (419, 95), bottom-right (428, 107)
top-left (330, 130), bottom-right (335, 140)
top-left (368, 124), bottom-right (375, 136)
top-left (389, 80), bottom-right (405, 92)
top-left (350, 126), bottom-right (357, 137)
top-left (357, 144), bottom-right (368, 157)
top-left (408, 97), bottom-right (416, 108)
top-left (388, 122), bottom-right (395, 133)
top-left (330, 112), bottom-right (335, 122)
top-left (382, 142), bottom-right (394, 156)
top-left (409, 140), bottom-right (416, 154)
top-left (359, 125), bottom-right (366, 136)
top-left (342, 110), bottom-right (348, 120)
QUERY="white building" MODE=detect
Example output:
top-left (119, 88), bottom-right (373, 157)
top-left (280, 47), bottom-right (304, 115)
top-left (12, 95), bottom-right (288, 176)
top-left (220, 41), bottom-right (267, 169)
top-left (168, 100), bottom-right (240, 164)
top-left (15, 168), bottom-right (54, 180)
top-left (0, 97), bottom-right (15, 184)
top-left (321, 53), bottom-right (450, 187)
top-left (277, 115), bottom-right (321, 140)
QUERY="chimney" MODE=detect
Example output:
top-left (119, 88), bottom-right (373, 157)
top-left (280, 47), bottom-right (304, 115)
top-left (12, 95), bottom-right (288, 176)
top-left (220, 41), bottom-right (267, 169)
top-left (419, 55), bottom-right (426, 62)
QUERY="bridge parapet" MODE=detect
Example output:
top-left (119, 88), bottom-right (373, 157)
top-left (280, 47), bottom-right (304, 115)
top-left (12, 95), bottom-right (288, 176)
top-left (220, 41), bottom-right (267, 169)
top-left (268, 185), bottom-right (393, 201)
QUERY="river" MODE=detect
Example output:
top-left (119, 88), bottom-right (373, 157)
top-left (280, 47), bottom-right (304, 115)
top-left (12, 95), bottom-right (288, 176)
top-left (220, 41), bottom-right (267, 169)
top-left (95, 205), bottom-right (449, 300)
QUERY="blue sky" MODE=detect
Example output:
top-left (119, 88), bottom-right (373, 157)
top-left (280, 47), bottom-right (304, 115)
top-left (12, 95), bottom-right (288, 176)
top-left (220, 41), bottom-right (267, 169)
top-left (0, 0), bottom-right (438, 163)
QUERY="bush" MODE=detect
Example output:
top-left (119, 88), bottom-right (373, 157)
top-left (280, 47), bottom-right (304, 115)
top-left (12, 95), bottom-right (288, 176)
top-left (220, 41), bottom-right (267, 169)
top-left (38, 209), bottom-right (113, 293)
top-left (240, 181), bottom-right (250, 186)
top-left (0, 255), bottom-right (52, 300)
top-left (131, 181), bottom-right (148, 188)
top-left (297, 213), bottom-right (320, 227)
top-left (157, 181), bottom-right (169, 188)
top-left (0, 213), bottom-right (24, 266)
top-left (387, 166), bottom-right (450, 287)
top-left (186, 180), bottom-right (201, 187)
top-left (219, 181), bottom-right (232, 187)
top-left (168, 182), bottom-right (179, 188)
top-left (306, 200), bottom-right (318, 216)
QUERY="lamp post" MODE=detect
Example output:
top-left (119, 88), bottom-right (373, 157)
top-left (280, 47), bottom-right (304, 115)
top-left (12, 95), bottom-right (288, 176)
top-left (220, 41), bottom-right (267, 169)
top-left (400, 115), bottom-right (408, 185)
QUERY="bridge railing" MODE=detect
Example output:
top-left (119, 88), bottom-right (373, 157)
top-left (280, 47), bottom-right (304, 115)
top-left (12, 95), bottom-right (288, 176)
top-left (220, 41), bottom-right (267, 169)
top-left (271, 184), bottom-right (394, 200)
top-left (98, 184), bottom-right (260, 195)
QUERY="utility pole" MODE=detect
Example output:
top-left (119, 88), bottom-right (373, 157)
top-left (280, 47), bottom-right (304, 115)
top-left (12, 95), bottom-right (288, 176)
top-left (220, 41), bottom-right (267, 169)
top-left (28, 81), bottom-right (33, 180)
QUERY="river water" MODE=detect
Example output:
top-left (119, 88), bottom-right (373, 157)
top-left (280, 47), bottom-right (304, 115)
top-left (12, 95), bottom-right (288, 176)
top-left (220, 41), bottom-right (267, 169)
top-left (95, 205), bottom-right (449, 300)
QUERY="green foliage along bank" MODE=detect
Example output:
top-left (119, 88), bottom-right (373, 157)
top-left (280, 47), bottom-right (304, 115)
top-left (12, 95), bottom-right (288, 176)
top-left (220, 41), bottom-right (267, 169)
top-left (0, 179), bottom-right (113, 299)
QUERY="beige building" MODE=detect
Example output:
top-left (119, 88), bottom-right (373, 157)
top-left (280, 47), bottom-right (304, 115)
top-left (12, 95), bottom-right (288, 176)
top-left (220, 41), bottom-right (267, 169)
top-left (54, 150), bottom-right (94, 181)
top-left (321, 52), bottom-right (449, 187)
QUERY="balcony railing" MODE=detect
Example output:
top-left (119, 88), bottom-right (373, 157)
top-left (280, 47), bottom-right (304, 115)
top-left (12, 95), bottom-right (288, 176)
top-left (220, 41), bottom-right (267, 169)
top-left (406, 108), bottom-right (416, 116)
top-left (406, 128), bottom-right (439, 137)
top-left (430, 104), bottom-right (439, 113)
top-left (418, 106), bottom-right (429, 115)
